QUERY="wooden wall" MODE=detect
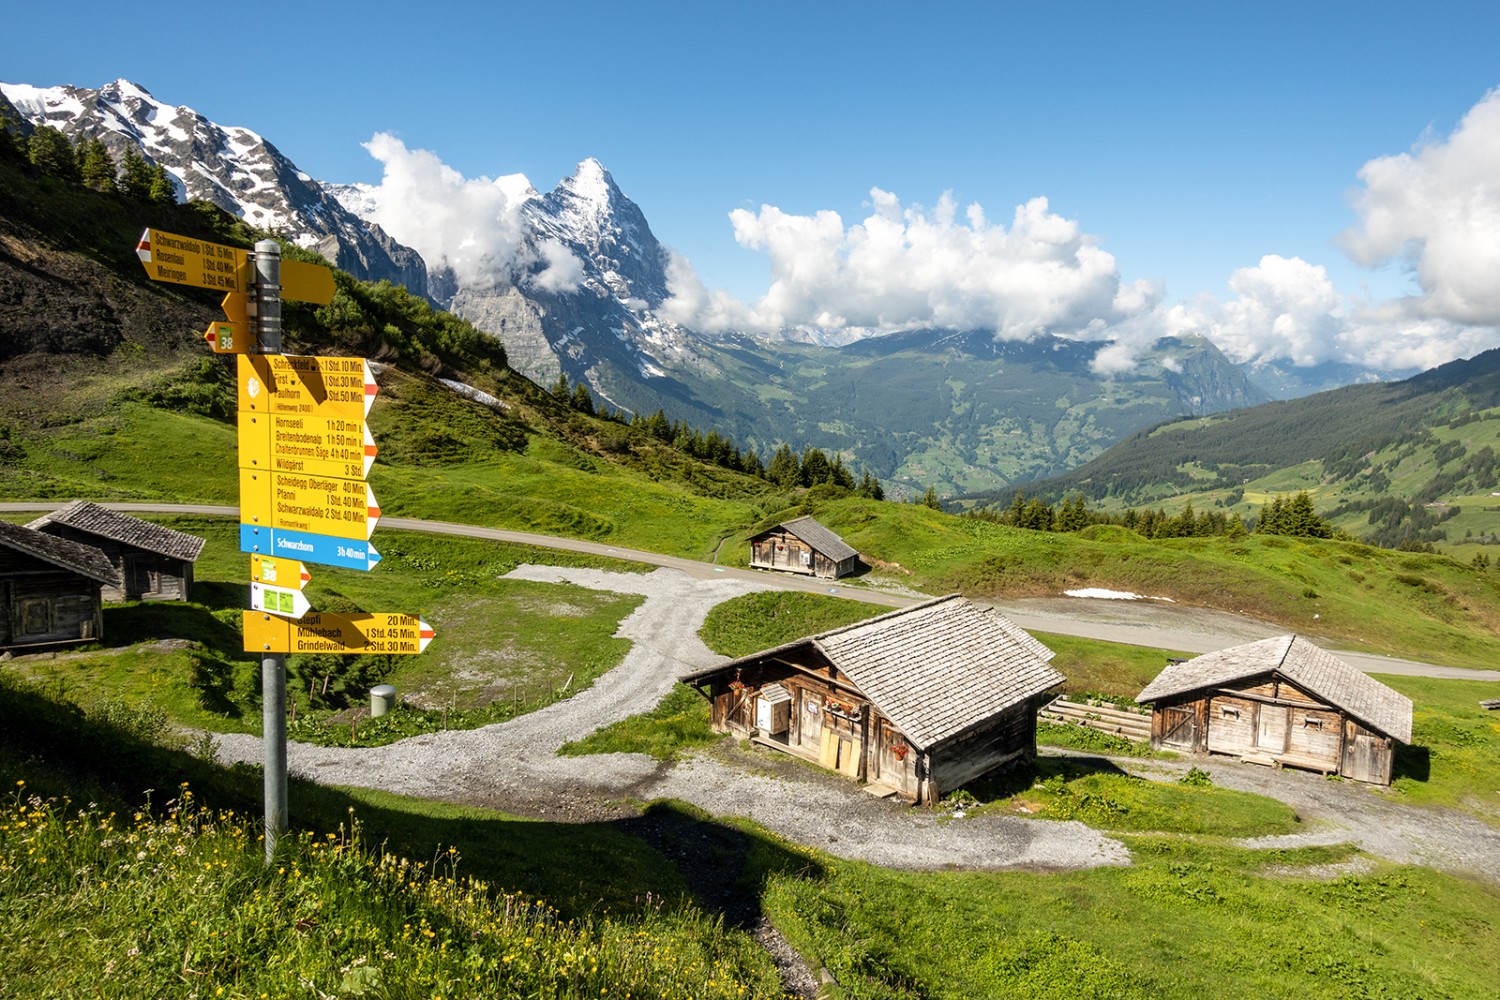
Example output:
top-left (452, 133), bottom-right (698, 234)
top-left (927, 700), bottom-right (1039, 802)
top-left (1149, 674), bottom-right (1398, 784)
top-left (748, 529), bottom-right (856, 579)
top-left (0, 555), bottom-right (103, 650)
top-left (33, 527), bottom-right (191, 601)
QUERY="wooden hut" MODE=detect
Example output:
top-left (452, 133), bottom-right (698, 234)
top-left (1135, 634), bottom-right (1413, 785)
top-left (748, 516), bottom-right (860, 579)
top-left (0, 518), bottom-right (117, 651)
top-left (27, 501), bottom-right (204, 602)
top-left (682, 595), bottom-right (1064, 804)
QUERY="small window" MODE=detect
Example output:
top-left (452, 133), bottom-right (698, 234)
top-left (1220, 706), bottom-right (1240, 719)
top-left (1301, 717), bottom-right (1323, 730)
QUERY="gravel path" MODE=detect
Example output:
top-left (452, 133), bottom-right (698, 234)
top-left (215, 563), bottom-right (1499, 885)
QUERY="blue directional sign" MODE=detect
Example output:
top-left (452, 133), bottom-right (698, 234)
top-left (240, 524), bottom-right (382, 571)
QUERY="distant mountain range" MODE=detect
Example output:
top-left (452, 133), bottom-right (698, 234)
top-left (0, 78), bottom-right (1411, 494)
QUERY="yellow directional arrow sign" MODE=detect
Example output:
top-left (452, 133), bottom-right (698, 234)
top-left (282, 259), bottom-right (335, 305)
top-left (205, 292), bottom-right (254, 354)
top-left (250, 554), bottom-right (310, 589)
top-left (137, 228), bottom-right (249, 292)
top-left (240, 468), bottom-right (380, 541)
top-left (243, 610), bottom-right (434, 655)
top-left (136, 229), bottom-right (334, 304)
top-left (238, 411), bottom-right (376, 480)
top-left (238, 354), bottom-right (377, 421)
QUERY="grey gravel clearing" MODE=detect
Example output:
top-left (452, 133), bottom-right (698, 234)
top-left (215, 564), bottom-right (1500, 884)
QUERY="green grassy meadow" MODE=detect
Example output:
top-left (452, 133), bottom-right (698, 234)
top-left (756, 838), bottom-right (1500, 999)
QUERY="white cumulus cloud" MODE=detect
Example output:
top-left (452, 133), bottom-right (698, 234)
top-left (667, 190), bottom-right (1129, 338)
top-left (526, 238), bottom-right (586, 293)
top-left (360, 133), bottom-right (585, 292)
top-left (1342, 87), bottom-right (1500, 328)
top-left (1209, 255), bottom-right (1346, 367)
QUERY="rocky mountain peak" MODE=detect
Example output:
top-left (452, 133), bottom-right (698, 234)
top-left (0, 79), bottom-right (428, 296)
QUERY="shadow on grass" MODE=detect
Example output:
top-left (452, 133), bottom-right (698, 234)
top-left (103, 600), bottom-right (242, 653)
top-left (1392, 742), bottom-right (1431, 783)
top-left (962, 754), bottom-right (1132, 803)
top-left (187, 580), bottom-right (248, 612)
top-left (0, 670), bottom-right (824, 927)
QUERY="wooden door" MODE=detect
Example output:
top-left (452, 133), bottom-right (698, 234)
top-left (1256, 705), bottom-right (1289, 753)
top-left (1345, 733), bottom-right (1389, 784)
top-left (1160, 706), bottom-right (1198, 748)
top-left (799, 691), bottom-right (823, 750)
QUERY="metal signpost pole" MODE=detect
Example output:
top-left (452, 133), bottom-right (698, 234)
top-left (254, 239), bottom-right (287, 863)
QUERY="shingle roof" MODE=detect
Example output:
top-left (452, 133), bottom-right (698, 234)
top-left (0, 518), bottom-right (118, 584)
top-left (684, 595), bottom-right (1063, 750)
top-left (774, 516), bottom-right (857, 562)
top-left (1136, 634), bottom-right (1412, 743)
top-left (27, 501), bottom-right (205, 562)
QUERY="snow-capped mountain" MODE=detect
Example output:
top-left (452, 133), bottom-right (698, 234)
top-left (331, 156), bottom-right (714, 394)
top-left (0, 79), bottom-right (427, 293)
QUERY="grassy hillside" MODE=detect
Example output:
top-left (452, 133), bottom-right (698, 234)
top-left (966, 349), bottom-right (1500, 557)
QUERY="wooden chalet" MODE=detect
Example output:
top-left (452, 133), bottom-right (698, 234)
top-left (27, 501), bottom-right (204, 602)
top-left (0, 518), bottom-right (117, 651)
top-left (682, 595), bottom-right (1064, 804)
top-left (748, 516), bottom-right (860, 579)
top-left (1135, 634), bottom-right (1413, 785)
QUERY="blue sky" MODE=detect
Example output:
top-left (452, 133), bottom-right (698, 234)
top-left (7, 1), bottom-right (1500, 371)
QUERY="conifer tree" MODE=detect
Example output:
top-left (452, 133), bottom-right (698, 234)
top-left (1283, 491), bottom-right (1332, 538)
top-left (0, 108), bottom-right (25, 161)
top-left (921, 486), bottom-right (942, 510)
top-left (1055, 493), bottom-right (1089, 532)
top-left (147, 162), bottom-right (176, 203)
top-left (119, 148), bottom-right (156, 200)
top-left (767, 444), bottom-right (801, 489)
top-left (800, 447), bottom-right (832, 487)
top-left (26, 125), bottom-right (77, 180)
top-left (569, 382), bottom-right (595, 415)
top-left (78, 136), bottom-right (117, 192)
top-left (1020, 497), bottom-right (1053, 531)
top-left (1002, 491), bottom-right (1028, 527)
top-left (644, 409), bottom-right (670, 442)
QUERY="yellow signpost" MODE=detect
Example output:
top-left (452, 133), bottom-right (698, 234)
top-left (238, 411), bottom-right (377, 480)
top-left (135, 226), bottom-right (415, 865)
top-left (250, 554), bottom-right (311, 589)
top-left (238, 354), bottom-right (377, 420)
top-left (240, 467), bottom-right (380, 540)
top-left (137, 229), bottom-right (334, 305)
top-left (136, 228), bottom-right (250, 291)
top-left (243, 610), bottom-right (435, 654)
